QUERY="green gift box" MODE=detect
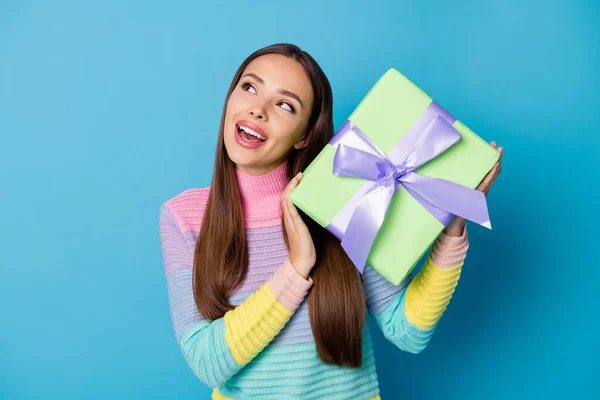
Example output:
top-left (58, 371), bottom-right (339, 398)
top-left (290, 68), bottom-right (500, 286)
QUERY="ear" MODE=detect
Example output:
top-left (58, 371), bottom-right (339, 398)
top-left (293, 132), bottom-right (310, 150)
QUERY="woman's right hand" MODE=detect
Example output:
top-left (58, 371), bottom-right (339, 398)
top-left (282, 172), bottom-right (316, 279)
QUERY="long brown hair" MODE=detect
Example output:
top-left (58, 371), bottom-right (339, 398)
top-left (193, 43), bottom-right (366, 368)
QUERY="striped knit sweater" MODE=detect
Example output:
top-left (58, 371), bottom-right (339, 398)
top-left (159, 159), bottom-right (470, 400)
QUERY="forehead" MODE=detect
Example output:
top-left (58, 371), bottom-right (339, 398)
top-left (242, 54), bottom-right (313, 108)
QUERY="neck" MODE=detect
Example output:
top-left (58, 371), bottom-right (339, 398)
top-left (235, 159), bottom-right (291, 228)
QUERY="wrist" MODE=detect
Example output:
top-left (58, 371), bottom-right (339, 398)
top-left (443, 217), bottom-right (466, 237)
top-left (289, 258), bottom-right (312, 280)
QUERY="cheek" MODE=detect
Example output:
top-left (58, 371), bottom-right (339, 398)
top-left (225, 95), bottom-right (243, 118)
top-left (224, 102), bottom-right (234, 121)
top-left (273, 121), bottom-right (304, 148)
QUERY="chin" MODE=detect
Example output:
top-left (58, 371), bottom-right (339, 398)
top-left (227, 153), bottom-right (251, 168)
top-left (224, 142), bottom-right (255, 167)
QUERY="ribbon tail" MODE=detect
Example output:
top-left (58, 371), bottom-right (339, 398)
top-left (403, 185), bottom-right (455, 226)
top-left (341, 178), bottom-right (396, 273)
top-left (400, 173), bottom-right (492, 229)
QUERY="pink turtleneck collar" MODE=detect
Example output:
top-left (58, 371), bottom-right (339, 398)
top-left (234, 159), bottom-right (291, 229)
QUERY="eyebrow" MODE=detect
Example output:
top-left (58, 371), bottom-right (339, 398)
top-left (241, 73), bottom-right (304, 108)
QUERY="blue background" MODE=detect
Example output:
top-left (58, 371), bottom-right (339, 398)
top-left (1, 1), bottom-right (598, 399)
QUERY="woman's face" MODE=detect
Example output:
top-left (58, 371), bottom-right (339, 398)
top-left (224, 53), bottom-right (314, 176)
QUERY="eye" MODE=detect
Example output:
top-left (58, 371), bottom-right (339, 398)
top-left (241, 82), bottom-right (256, 94)
top-left (279, 102), bottom-right (295, 113)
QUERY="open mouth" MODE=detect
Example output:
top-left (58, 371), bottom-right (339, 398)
top-left (236, 124), bottom-right (267, 143)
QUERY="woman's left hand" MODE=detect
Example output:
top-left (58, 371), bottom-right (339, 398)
top-left (442, 141), bottom-right (504, 236)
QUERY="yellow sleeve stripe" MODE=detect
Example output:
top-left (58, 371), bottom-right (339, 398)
top-left (404, 254), bottom-right (463, 330)
top-left (223, 281), bottom-right (294, 365)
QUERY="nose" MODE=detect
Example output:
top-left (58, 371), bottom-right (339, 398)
top-left (249, 109), bottom-right (265, 120)
top-left (248, 100), bottom-right (267, 121)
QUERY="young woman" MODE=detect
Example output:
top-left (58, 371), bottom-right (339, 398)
top-left (159, 43), bottom-right (503, 400)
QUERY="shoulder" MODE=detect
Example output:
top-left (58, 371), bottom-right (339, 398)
top-left (160, 187), bottom-right (210, 233)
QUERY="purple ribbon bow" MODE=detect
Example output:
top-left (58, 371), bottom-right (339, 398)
top-left (330, 109), bottom-right (491, 274)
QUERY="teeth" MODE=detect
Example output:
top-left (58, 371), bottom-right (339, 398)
top-left (238, 125), bottom-right (266, 141)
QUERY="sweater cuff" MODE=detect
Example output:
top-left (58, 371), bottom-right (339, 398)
top-left (431, 226), bottom-right (470, 269)
top-left (267, 258), bottom-right (313, 311)
top-left (438, 223), bottom-right (468, 245)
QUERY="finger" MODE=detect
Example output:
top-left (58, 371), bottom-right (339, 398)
top-left (287, 195), bottom-right (301, 221)
top-left (282, 173), bottom-right (303, 231)
top-left (490, 142), bottom-right (502, 173)
top-left (489, 162), bottom-right (501, 179)
top-left (284, 173), bottom-right (301, 198)
top-left (282, 173), bottom-right (302, 213)
top-left (283, 179), bottom-right (293, 200)
top-left (282, 194), bottom-right (295, 234)
top-left (477, 163), bottom-right (499, 190)
top-left (286, 195), bottom-right (307, 233)
top-left (476, 176), bottom-right (491, 193)
top-left (483, 173), bottom-right (498, 194)
top-left (486, 164), bottom-right (501, 186)
top-left (478, 178), bottom-right (493, 194)
top-left (479, 146), bottom-right (503, 191)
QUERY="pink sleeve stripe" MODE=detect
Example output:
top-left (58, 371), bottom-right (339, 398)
top-left (267, 258), bottom-right (313, 311)
top-left (430, 226), bottom-right (470, 269)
